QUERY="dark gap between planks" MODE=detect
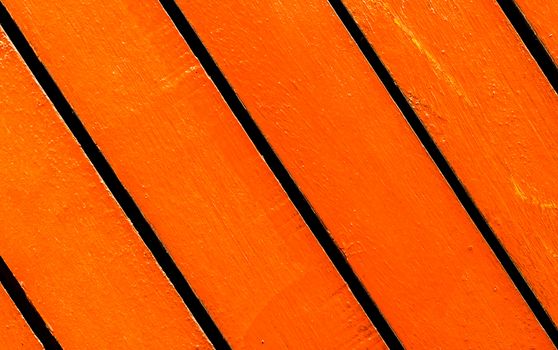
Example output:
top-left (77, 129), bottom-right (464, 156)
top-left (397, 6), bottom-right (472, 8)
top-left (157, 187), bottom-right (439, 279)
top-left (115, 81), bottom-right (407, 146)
top-left (158, 0), bottom-right (405, 349)
top-left (0, 3), bottom-right (230, 349)
top-left (496, 0), bottom-right (558, 92)
top-left (326, 0), bottom-right (558, 345)
top-left (0, 257), bottom-right (63, 350)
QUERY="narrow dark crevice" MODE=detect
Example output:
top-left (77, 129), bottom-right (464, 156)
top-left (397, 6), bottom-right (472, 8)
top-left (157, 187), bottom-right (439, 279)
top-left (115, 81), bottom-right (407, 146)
top-left (0, 257), bottom-right (63, 350)
top-left (0, 4), bottom-right (230, 349)
top-left (327, 0), bottom-right (558, 345)
top-left (158, 0), bottom-right (404, 349)
top-left (496, 0), bottom-right (558, 92)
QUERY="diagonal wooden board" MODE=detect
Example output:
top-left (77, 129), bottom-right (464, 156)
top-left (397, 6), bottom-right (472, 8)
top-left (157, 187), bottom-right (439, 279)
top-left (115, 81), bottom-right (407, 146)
top-left (0, 284), bottom-right (43, 350)
top-left (0, 28), bottom-right (212, 350)
top-left (172, 0), bottom-right (553, 347)
top-left (0, 0), bottom-right (386, 348)
top-left (514, 0), bottom-right (558, 62)
top-left (341, 0), bottom-right (558, 329)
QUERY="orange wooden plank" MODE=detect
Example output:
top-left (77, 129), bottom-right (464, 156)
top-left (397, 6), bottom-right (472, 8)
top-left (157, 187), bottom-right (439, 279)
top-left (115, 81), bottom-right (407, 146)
top-left (340, 0), bottom-right (558, 328)
top-left (0, 28), bottom-right (211, 350)
top-left (0, 1), bottom-right (386, 348)
top-left (172, 0), bottom-right (553, 348)
top-left (514, 0), bottom-right (558, 61)
top-left (0, 285), bottom-right (43, 350)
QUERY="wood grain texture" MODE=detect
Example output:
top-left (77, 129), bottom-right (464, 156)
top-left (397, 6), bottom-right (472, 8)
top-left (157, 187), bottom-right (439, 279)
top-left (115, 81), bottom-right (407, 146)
top-left (0, 28), bottom-right (211, 350)
top-left (341, 0), bottom-right (558, 328)
top-left (174, 0), bottom-right (553, 348)
top-left (1, 1), bottom-right (385, 348)
top-left (0, 285), bottom-right (43, 350)
top-left (514, 0), bottom-right (558, 61)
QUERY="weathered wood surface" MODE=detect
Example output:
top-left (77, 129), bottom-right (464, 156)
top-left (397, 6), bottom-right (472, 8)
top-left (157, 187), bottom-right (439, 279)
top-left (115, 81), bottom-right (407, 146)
top-left (515, 0), bottom-right (558, 61)
top-left (174, 0), bottom-right (552, 348)
top-left (0, 28), bottom-right (211, 350)
top-left (0, 0), bottom-right (386, 348)
top-left (341, 0), bottom-right (558, 327)
top-left (1, 0), bottom-right (558, 348)
top-left (0, 284), bottom-right (42, 350)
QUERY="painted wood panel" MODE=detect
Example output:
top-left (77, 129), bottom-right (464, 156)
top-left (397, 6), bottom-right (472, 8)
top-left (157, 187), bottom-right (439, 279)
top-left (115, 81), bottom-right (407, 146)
top-left (0, 1), bottom-right (385, 348)
top-left (0, 28), bottom-right (211, 350)
top-left (514, 0), bottom-right (558, 61)
top-left (172, 0), bottom-right (552, 348)
top-left (340, 0), bottom-right (558, 328)
top-left (0, 285), bottom-right (43, 350)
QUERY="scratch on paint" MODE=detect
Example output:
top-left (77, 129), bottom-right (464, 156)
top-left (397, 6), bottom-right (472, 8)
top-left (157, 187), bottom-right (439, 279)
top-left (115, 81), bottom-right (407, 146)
top-left (161, 64), bottom-right (199, 90)
top-left (366, 0), bottom-right (472, 105)
top-left (512, 177), bottom-right (558, 209)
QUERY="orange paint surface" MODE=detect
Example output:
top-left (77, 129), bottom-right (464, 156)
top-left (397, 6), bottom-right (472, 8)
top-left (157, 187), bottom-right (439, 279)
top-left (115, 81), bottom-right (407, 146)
top-left (341, 0), bottom-right (558, 328)
top-left (515, 0), bottom-right (558, 61)
top-left (0, 285), bottom-right (43, 349)
top-left (0, 29), bottom-right (210, 349)
top-left (1, 1), bottom-right (386, 348)
top-left (174, 0), bottom-right (553, 348)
